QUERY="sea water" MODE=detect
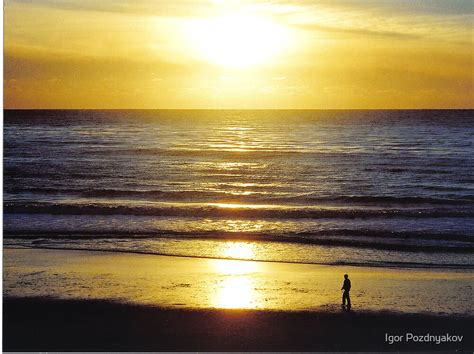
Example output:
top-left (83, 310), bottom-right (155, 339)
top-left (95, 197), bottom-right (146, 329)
top-left (4, 109), bottom-right (473, 268)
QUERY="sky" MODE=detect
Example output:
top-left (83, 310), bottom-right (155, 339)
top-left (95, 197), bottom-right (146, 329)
top-left (4, 0), bottom-right (474, 109)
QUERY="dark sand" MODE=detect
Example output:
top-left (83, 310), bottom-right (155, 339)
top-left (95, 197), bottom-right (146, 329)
top-left (3, 297), bottom-right (472, 351)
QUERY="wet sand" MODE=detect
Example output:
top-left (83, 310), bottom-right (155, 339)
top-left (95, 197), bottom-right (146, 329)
top-left (3, 248), bottom-right (473, 351)
top-left (4, 248), bottom-right (473, 314)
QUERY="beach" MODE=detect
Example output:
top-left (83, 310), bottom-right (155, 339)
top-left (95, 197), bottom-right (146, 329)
top-left (3, 248), bottom-right (473, 351)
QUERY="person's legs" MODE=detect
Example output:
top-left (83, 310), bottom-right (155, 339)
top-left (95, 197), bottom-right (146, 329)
top-left (342, 291), bottom-right (347, 306)
top-left (346, 292), bottom-right (351, 309)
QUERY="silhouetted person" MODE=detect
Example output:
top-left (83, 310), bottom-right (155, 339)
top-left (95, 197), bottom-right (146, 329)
top-left (341, 274), bottom-right (351, 310)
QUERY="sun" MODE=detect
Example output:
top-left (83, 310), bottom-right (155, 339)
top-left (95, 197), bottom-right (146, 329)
top-left (186, 14), bottom-right (291, 68)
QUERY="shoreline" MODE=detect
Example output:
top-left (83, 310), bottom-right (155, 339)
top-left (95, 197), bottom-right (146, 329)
top-left (6, 244), bottom-right (473, 270)
top-left (4, 296), bottom-right (472, 351)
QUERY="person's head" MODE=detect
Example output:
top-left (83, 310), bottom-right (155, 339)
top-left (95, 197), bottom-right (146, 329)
top-left (344, 274), bottom-right (348, 279)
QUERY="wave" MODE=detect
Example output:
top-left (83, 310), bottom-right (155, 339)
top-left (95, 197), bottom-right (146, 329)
top-left (4, 229), bottom-right (473, 242)
top-left (4, 189), bottom-right (474, 206)
top-left (422, 185), bottom-right (473, 192)
top-left (4, 230), bottom-right (473, 253)
top-left (308, 195), bottom-right (474, 205)
top-left (73, 147), bottom-right (371, 158)
top-left (4, 202), bottom-right (473, 219)
top-left (4, 244), bottom-right (473, 269)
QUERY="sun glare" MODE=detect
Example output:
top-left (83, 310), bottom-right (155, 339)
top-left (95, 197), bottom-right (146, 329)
top-left (216, 276), bottom-right (255, 309)
top-left (186, 14), bottom-right (291, 68)
top-left (211, 256), bottom-right (260, 309)
top-left (222, 242), bottom-right (255, 260)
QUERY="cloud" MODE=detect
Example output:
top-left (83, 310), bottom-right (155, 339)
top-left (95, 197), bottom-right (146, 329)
top-left (292, 23), bottom-right (421, 40)
top-left (273, 0), bottom-right (474, 16)
top-left (5, 0), bottom-right (215, 17)
top-left (5, 0), bottom-right (473, 108)
top-left (4, 45), bottom-right (193, 81)
top-left (275, 1), bottom-right (473, 44)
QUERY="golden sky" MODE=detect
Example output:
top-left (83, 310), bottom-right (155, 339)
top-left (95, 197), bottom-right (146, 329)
top-left (4, 0), bottom-right (474, 108)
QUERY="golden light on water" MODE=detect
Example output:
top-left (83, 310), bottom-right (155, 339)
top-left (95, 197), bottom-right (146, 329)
top-left (209, 203), bottom-right (274, 209)
top-left (212, 258), bottom-right (258, 274)
top-left (222, 242), bottom-right (255, 260)
top-left (211, 244), bottom-right (260, 309)
top-left (216, 276), bottom-right (255, 309)
top-left (220, 219), bottom-right (264, 233)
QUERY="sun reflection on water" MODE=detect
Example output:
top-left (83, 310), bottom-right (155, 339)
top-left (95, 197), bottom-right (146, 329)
top-left (216, 276), bottom-right (255, 309)
top-left (209, 202), bottom-right (271, 209)
top-left (210, 242), bottom-right (261, 309)
top-left (219, 219), bottom-right (264, 233)
top-left (212, 258), bottom-right (258, 274)
top-left (222, 242), bottom-right (255, 259)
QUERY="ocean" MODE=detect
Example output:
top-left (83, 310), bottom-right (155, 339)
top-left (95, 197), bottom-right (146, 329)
top-left (4, 109), bottom-right (473, 268)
